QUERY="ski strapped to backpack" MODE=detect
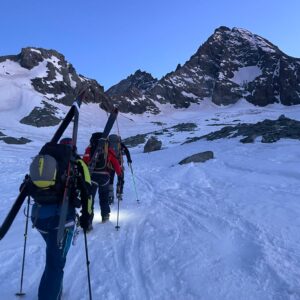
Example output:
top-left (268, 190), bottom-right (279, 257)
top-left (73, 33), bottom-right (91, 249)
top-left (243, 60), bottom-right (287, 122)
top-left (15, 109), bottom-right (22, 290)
top-left (57, 93), bottom-right (82, 248)
top-left (88, 107), bottom-right (119, 174)
top-left (0, 87), bottom-right (88, 241)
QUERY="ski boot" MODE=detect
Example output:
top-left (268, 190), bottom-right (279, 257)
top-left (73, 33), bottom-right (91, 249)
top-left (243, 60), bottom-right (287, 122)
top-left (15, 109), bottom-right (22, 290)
top-left (102, 214), bottom-right (110, 223)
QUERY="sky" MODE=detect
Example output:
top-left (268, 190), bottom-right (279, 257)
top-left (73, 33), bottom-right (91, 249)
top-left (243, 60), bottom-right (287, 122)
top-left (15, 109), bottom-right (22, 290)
top-left (1, 0), bottom-right (300, 90)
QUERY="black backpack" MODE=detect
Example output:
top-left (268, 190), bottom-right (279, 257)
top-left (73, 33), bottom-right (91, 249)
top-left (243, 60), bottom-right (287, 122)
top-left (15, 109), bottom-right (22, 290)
top-left (90, 132), bottom-right (109, 171)
top-left (29, 142), bottom-right (73, 204)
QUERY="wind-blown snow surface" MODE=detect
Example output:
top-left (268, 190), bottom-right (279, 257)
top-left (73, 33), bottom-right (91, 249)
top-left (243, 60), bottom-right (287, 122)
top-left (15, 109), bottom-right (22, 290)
top-left (0, 100), bottom-right (300, 300)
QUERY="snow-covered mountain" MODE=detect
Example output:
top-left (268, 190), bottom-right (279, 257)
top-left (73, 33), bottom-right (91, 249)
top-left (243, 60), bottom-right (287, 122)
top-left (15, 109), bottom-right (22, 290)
top-left (107, 26), bottom-right (300, 113)
top-left (1, 26), bottom-right (300, 129)
top-left (0, 47), bottom-right (111, 128)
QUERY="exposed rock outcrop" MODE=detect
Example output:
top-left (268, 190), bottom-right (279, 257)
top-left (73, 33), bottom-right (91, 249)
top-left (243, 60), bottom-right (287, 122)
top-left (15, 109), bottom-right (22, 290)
top-left (144, 136), bottom-right (162, 153)
top-left (179, 151), bottom-right (214, 165)
top-left (184, 115), bottom-right (300, 144)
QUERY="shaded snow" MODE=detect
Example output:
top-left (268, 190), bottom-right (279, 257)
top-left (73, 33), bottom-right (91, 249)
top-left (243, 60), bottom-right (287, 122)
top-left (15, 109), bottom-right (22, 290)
top-left (0, 89), bottom-right (300, 299)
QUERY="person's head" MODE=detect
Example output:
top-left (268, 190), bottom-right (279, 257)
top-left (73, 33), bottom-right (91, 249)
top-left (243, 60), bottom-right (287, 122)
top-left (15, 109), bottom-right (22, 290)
top-left (90, 132), bottom-right (103, 145)
top-left (59, 137), bottom-right (74, 148)
top-left (108, 134), bottom-right (121, 144)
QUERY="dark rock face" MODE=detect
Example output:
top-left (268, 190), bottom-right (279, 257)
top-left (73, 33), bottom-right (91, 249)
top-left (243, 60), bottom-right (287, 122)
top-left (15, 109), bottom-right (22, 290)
top-left (122, 134), bottom-right (147, 148)
top-left (20, 101), bottom-right (61, 127)
top-left (143, 136), bottom-right (162, 153)
top-left (106, 70), bottom-right (158, 114)
top-left (186, 115), bottom-right (300, 144)
top-left (105, 27), bottom-right (300, 113)
top-left (179, 151), bottom-right (214, 165)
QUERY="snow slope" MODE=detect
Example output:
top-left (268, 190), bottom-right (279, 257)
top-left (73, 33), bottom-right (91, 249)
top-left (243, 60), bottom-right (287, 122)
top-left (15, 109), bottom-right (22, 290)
top-left (0, 100), bottom-right (300, 300)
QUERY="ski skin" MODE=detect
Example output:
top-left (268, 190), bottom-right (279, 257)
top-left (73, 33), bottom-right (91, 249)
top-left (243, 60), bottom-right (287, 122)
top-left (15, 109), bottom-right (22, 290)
top-left (0, 88), bottom-right (87, 241)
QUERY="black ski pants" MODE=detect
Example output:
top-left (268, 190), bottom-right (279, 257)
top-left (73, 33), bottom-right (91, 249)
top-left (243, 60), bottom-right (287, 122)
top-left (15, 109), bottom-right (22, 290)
top-left (91, 173), bottom-right (110, 218)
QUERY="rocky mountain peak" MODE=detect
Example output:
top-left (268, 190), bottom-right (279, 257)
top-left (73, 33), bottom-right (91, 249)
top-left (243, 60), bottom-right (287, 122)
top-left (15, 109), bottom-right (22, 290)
top-left (106, 69), bottom-right (157, 96)
top-left (0, 47), bottom-right (111, 108)
top-left (0, 47), bottom-right (113, 127)
top-left (207, 27), bottom-right (281, 55)
top-left (106, 26), bottom-right (300, 114)
top-left (146, 26), bottom-right (300, 110)
top-left (105, 69), bottom-right (158, 114)
top-left (19, 47), bottom-right (67, 70)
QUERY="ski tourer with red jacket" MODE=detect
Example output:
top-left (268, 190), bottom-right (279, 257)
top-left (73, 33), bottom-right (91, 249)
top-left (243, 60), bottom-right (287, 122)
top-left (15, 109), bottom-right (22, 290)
top-left (83, 132), bottom-right (123, 226)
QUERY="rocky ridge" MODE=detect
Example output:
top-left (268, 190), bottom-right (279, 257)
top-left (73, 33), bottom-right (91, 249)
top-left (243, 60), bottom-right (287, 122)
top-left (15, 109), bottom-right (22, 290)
top-left (106, 70), bottom-right (158, 114)
top-left (107, 26), bottom-right (300, 113)
top-left (0, 47), bottom-right (112, 126)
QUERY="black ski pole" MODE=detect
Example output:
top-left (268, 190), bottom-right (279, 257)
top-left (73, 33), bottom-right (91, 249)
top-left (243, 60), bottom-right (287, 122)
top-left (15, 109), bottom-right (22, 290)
top-left (115, 194), bottom-right (121, 231)
top-left (129, 163), bottom-right (140, 203)
top-left (15, 196), bottom-right (30, 297)
top-left (83, 230), bottom-right (93, 300)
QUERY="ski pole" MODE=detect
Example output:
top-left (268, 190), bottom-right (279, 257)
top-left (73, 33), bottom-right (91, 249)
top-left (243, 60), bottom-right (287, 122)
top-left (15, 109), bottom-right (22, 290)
top-left (129, 163), bottom-right (140, 203)
top-left (83, 230), bottom-right (93, 300)
top-left (115, 194), bottom-right (121, 231)
top-left (16, 196), bottom-right (30, 297)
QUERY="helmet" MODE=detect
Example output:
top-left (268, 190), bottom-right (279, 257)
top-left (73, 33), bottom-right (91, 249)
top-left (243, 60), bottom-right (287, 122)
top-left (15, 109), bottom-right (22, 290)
top-left (59, 137), bottom-right (73, 147)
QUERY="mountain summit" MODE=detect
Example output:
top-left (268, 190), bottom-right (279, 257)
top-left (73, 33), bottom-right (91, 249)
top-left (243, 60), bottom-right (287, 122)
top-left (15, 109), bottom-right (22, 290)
top-left (107, 26), bottom-right (300, 113)
top-left (106, 70), bottom-right (158, 113)
top-left (0, 47), bottom-right (111, 106)
top-left (0, 47), bottom-right (111, 126)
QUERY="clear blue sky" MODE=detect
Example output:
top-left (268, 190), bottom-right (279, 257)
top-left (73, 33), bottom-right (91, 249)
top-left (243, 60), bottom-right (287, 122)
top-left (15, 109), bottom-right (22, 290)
top-left (1, 0), bottom-right (299, 90)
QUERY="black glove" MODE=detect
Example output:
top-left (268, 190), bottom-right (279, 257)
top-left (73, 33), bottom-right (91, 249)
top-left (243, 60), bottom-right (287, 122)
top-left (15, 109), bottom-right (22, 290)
top-left (117, 176), bottom-right (124, 198)
top-left (79, 213), bottom-right (91, 231)
top-left (128, 159), bottom-right (132, 165)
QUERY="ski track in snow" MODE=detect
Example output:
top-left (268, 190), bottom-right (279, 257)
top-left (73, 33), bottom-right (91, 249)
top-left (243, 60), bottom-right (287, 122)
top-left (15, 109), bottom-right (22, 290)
top-left (1, 104), bottom-right (300, 299)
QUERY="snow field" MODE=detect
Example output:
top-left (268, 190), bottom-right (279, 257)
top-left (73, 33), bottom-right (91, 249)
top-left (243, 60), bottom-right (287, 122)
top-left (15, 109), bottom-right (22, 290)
top-left (0, 102), bottom-right (300, 299)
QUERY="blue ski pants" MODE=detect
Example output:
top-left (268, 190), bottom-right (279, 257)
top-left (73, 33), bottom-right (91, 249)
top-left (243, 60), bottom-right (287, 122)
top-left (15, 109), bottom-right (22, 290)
top-left (32, 213), bottom-right (74, 300)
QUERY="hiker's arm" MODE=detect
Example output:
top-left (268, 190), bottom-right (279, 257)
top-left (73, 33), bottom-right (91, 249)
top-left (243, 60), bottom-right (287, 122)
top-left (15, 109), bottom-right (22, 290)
top-left (121, 143), bottom-right (132, 163)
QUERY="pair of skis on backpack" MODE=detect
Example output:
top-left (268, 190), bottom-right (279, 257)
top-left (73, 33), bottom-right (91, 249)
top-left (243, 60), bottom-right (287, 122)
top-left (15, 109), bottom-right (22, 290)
top-left (0, 87), bottom-right (119, 245)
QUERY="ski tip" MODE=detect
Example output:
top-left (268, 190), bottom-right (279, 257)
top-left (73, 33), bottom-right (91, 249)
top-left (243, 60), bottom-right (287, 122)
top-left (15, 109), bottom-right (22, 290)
top-left (75, 85), bottom-right (90, 105)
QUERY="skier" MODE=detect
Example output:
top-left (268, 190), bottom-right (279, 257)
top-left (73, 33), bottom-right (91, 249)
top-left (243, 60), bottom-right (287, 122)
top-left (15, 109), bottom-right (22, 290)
top-left (25, 137), bottom-right (93, 300)
top-left (108, 134), bottom-right (132, 204)
top-left (83, 132), bottom-right (123, 224)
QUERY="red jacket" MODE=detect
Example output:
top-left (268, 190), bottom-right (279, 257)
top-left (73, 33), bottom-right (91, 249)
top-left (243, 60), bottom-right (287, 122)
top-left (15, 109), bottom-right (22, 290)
top-left (83, 146), bottom-right (122, 176)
